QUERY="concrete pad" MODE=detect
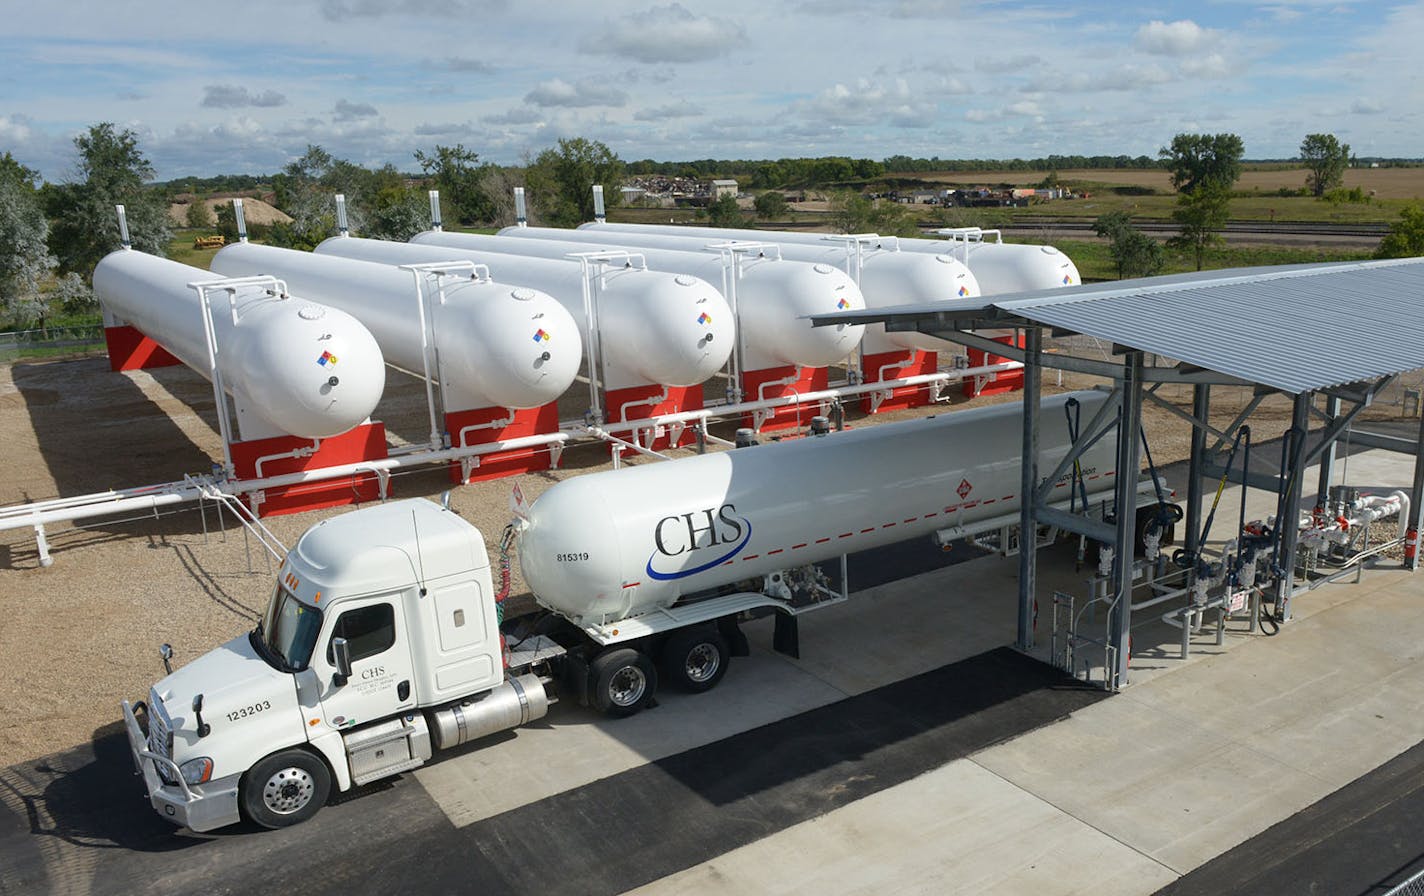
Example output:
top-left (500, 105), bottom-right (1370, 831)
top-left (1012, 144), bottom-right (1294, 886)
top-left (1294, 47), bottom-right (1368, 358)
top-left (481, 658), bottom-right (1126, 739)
top-left (415, 646), bottom-right (846, 827)
top-left (626, 760), bottom-right (1177, 896)
top-left (976, 548), bottom-right (1424, 875)
top-left (746, 553), bottom-right (1025, 696)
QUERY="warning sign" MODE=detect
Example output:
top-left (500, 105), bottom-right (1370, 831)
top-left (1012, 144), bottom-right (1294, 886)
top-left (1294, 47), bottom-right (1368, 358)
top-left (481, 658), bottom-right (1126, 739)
top-left (957, 478), bottom-right (973, 500)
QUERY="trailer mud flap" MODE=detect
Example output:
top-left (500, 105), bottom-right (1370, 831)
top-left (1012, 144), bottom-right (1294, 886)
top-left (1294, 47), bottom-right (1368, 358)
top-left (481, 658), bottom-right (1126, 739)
top-left (719, 616), bottom-right (751, 658)
top-left (563, 652), bottom-right (591, 707)
top-left (773, 613), bottom-right (800, 659)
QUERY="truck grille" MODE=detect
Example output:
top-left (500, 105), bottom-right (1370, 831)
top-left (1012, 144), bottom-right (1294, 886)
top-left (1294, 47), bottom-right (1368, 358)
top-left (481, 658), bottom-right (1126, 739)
top-left (147, 690), bottom-right (175, 784)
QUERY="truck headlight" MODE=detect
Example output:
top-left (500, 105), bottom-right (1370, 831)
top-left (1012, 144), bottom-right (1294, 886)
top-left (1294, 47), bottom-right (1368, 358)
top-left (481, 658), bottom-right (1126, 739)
top-left (180, 757), bottom-right (214, 785)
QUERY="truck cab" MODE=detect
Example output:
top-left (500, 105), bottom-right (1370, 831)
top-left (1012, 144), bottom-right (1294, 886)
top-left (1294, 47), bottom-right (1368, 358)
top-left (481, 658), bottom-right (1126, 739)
top-left (122, 498), bottom-right (536, 831)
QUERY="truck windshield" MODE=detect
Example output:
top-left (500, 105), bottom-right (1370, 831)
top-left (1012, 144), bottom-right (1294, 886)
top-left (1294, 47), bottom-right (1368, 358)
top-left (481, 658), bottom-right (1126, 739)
top-left (257, 585), bottom-right (323, 672)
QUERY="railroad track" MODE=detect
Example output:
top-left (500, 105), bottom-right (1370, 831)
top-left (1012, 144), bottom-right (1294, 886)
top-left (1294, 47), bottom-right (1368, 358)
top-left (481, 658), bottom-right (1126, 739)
top-left (998, 219), bottom-right (1391, 238)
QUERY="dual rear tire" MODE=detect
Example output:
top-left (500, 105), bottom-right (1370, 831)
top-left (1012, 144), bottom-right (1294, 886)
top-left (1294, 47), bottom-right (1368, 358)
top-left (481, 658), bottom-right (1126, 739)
top-left (589, 627), bottom-right (731, 717)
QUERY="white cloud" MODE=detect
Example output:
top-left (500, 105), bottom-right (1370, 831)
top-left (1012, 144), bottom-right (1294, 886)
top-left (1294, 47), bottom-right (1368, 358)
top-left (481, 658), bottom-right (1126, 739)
top-left (975, 54), bottom-right (1040, 74)
top-left (633, 102), bottom-right (704, 122)
top-left (1351, 98), bottom-right (1384, 114)
top-left (798, 0), bottom-right (962, 18)
top-left (1024, 63), bottom-right (1173, 93)
top-left (799, 78), bottom-right (937, 128)
top-left (1134, 19), bottom-right (1218, 56)
top-left (201, 84), bottom-right (288, 109)
top-left (524, 78), bottom-right (628, 108)
top-left (320, 0), bottom-right (506, 20)
top-left (0, 114), bottom-right (34, 142)
top-left (483, 107), bottom-right (543, 125)
top-left (1179, 53), bottom-right (1238, 79)
top-left (334, 99), bottom-right (379, 120)
top-left (581, 3), bottom-right (744, 64)
top-left (440, 56), bottom-right (496, 74)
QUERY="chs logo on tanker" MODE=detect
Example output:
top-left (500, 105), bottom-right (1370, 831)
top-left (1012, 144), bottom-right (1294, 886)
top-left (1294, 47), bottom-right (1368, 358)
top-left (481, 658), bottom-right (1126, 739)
top-left (646, 503), bottom-right (753, 581)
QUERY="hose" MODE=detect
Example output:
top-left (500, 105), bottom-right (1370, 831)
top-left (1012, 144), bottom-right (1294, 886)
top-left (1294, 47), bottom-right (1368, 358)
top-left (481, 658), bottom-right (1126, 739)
top-left (494, 523), bottom-right (517, 624)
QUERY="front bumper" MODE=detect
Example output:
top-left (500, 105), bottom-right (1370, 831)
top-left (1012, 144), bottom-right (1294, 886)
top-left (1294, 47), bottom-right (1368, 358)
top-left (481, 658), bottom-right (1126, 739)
top-left (121, 699), bottom-right (242, 833)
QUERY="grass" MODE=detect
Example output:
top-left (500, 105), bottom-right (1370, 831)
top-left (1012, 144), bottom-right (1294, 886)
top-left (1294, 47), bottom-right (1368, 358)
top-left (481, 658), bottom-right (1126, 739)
top-left (1047, 238), bottom-right (1373, 283)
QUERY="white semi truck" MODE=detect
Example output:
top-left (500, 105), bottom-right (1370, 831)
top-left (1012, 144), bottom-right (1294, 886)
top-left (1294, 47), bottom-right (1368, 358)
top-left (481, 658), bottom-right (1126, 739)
top-left (123, 391), bottom-right (1152, 832)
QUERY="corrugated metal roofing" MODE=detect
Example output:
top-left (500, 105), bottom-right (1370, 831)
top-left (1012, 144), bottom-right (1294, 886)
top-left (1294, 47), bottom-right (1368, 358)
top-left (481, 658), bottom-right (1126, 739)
top-left (817, 258), bottom-right (1424, 395)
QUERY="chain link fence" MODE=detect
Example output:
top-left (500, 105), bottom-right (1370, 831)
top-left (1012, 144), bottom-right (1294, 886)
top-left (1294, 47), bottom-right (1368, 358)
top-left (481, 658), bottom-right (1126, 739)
top-left (0, 325), bottom-right (106, 361)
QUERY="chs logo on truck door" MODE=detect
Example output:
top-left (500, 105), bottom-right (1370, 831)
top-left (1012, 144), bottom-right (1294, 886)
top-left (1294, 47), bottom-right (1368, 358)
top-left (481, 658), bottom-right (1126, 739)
top-left (646, 503), bottom-right (753, 580)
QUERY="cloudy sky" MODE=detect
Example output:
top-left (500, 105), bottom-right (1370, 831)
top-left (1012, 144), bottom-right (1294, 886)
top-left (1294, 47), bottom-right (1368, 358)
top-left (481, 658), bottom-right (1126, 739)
top-left (1, 0), bottom-right (1419, 182)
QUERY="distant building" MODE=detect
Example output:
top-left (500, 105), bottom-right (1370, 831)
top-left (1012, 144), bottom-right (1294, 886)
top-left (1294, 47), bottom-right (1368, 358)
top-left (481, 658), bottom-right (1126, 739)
top-left (711, 179), bottom-right (739, 199)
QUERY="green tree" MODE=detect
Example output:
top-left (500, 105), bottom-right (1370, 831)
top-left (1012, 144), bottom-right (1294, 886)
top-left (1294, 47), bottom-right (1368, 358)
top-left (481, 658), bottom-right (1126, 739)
top-left (415, 144), bottom-right (497, 226)
top-left (703, 193), bottom-right (743, 228)
top-left (0, 162), bottom-right (57, 328)
top-left (1300, 133), bottom-right (1351, 198)
top-left (1168, 184), bottom-right (1231, 271)
top-left (185, 198), bottom-right (214, 229)
top-left (269, 145), bottom-right (367, 249)
top-left (1093, 211), bottom-right (1165, 279)
top-left (525, 138), bottom-right (625, 227)
top-left (1159, 133), bottom-right (1244, 194)
top-left (215, 201), bottom-right (240, 243)
top-left (1159, 134), bottom-right (1242, 272)
top-left (1375, 204), bottom-right (1424, 259)
top-left (362, 164), bottom-right (428, 241)
top-left (753, 191), bottom-right (789, 220)
top-left (829, 192), bottom-right (918, 237)
top-left (44, 123), bottom-right (172, 276)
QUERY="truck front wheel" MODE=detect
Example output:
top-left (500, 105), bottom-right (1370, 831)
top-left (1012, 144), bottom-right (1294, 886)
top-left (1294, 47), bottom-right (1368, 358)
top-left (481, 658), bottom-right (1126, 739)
top-left (241, 749), bottom-right (332, 829)
top-left (590, 648), bottom-right (657, 718)
top-left (660, 627), bottom-right (730, 693)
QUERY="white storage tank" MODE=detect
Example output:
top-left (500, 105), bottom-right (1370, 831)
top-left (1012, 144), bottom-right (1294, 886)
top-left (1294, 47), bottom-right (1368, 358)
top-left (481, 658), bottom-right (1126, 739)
top-left (212, 242), bottom-right (580, 411)
top-left (314, 236), bottom-right (733, 391)
top-left (92, 249), bottom-right (385, 440)
top-left (580, 221), bottom-right (1079, 294)
top-left (519, 390), bottom-right (1114, 623)
top-left (421, 229), bottom-right (865, 370)
top-left (508, 224), bottom-right (978, 356)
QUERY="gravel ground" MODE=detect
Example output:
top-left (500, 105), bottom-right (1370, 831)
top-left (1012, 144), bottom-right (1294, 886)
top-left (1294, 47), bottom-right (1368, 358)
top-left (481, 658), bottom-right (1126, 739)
top-left (0, 348), bottom-right (1416, 768)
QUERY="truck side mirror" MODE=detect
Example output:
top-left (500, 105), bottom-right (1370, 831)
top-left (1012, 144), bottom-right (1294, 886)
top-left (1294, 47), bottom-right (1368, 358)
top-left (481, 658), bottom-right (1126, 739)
top-left (332, 637), bottom-right (352, 686)
top-left (192, 693), bottom-right (211, 738)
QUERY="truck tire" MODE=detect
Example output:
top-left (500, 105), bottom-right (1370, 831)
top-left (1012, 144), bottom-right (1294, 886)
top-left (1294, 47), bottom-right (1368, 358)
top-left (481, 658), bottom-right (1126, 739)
top-left (590, 648), bottom-right (657, 718)
top-left (660, 627), bottom-right (729, 693)
top-left (241, 749), bottom-right (332, 829)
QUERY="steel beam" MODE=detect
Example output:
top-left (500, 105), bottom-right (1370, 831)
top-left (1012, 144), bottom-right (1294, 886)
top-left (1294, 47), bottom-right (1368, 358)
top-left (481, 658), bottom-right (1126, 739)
top-left (1315, 395), bottom-right (1340, 508)
top-left (1036, 505), bottom-right (1117, 543)
top-left (1411, 409), bottom-right (1424, 572)
top-left (1109, 352), bottom-right (1144, 689)
top-left (1184, 385), bottom-right (1210, 562)
top-left (1347, 429), bottom-right (1423, 455)
top-left (1017, 328), bottom-right (1041, 650)
top-left (1275, 392), bottom-right (1313, 621)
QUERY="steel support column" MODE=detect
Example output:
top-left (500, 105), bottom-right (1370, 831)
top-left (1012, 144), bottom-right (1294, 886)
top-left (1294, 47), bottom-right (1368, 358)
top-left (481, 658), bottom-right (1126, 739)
top-left (1017, 328), bottom-right (1041, 651)
top-left (1108, 352), bottom-right (1144, 688)
top-left (1410, 407), bottom-right (1424, 572)
top-left (1183, 384), bottom-right (1210, 563)
top-left (1275, 392), bottom-right (1313, 621)
top-left (1315, 395), bottom-right (1340, 508)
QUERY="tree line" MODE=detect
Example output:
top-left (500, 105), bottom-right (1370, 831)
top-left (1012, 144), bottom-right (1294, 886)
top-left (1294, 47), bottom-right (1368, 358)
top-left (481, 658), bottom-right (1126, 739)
top-left (3, 123), bottom-right (1421, 331)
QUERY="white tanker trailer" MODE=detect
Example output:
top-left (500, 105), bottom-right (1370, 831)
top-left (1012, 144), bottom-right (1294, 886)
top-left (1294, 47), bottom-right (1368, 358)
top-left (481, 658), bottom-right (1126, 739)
top-left (93, 248), bottom-right (386, 440)
top-left (419, 229), bottom-right (866, 371)
top-left (123, 390), bottom-right (1153, 833)
top-left (314, 235), bottom-right (734, 392)
top-left (210, 242), bottom-right (581, 412)
top-left (506, 223), bottom-right (980, 357)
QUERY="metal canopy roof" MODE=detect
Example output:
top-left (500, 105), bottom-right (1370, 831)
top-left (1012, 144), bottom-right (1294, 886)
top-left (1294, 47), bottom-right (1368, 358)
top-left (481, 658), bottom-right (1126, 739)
top-left (815, 258), bottom-right (1424, 395)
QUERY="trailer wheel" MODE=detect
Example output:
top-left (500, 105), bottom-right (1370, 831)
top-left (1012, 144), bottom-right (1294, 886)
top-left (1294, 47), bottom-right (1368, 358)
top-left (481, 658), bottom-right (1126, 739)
top-left (590, 648), bottom-right (657, 717)
top-left (660, 628), bottom-right (729, 693)
top-left (241, 749), bottom-right (331, 829)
